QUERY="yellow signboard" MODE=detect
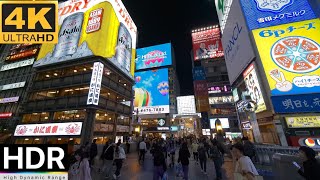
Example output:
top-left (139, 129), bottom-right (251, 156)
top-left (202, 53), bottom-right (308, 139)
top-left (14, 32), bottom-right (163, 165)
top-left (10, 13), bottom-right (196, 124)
top-left (35, 0), bottom-right (137, 78)
top-left (285, 116), bottom-right (320, 128)
top-left (253, 19), bottom-right (320, 96)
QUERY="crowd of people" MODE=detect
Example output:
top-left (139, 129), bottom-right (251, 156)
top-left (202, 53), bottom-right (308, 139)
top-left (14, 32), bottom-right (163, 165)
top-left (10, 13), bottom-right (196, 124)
top-left (66, 136), bottom-right (320, 180)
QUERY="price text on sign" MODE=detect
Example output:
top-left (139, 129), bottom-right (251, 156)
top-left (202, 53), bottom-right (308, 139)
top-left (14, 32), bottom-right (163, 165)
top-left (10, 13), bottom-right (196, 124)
top-left (0, 1), bottom-right (58, 44)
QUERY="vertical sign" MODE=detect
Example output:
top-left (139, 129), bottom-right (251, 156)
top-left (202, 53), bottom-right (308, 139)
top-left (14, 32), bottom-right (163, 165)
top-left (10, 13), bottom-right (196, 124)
top-left (87, 62), bottom-right (104, 105)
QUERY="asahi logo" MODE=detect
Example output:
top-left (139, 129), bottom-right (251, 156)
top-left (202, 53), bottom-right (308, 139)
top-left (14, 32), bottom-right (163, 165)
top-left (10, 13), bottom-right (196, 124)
top-left (255, 0), bottom-right (294, 12)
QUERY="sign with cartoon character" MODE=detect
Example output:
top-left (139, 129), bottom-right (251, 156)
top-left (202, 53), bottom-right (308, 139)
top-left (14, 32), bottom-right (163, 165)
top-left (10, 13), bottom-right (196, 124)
top-left (253, 19), bottom-right (320, 96)
top-left (240, 0), bottom-right (316, 30)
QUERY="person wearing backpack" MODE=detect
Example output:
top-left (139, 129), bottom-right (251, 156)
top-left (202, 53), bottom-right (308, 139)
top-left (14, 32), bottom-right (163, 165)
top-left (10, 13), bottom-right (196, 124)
top-left (198, 142), bottom-right (207, 174)
top-left (209, 140), bottom-right (223, 180)
top-left (100, 140), bottom-right (115, 179)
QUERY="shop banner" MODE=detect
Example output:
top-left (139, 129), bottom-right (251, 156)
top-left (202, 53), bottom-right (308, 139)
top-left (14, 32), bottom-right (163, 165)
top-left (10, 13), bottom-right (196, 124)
top-left (116, 125), bottom-right (129, 132)
top-left (222, 0), bottom-right (255, 85)
top-left (242, 121), bottom-right (252, 129)
top-left (243, 63), bottom-right (267, 113)
top-left (192, 66), bottom-right (206, 80)
top-left (35, 0), bottom-right (137, 78)
top-left (209, 96), bottom-right (234, 105)
top-left (192, 26), bottom-right (224, 61)
top-left (94, 123), bottom-right (114, 132)
top-left (0, 58), bottom-right (34, 71)
top-left (0, 113), bottom-right (12, 118)
top-left (0, 81), bottom-right (26, 91)
top-left (136, 43), bottom-right (172, 70)
top-left (14, 122), bottom-right (83, 136)
top-left (5, 48), bottom-right (39, 61)
top-left (87, 62), bottom-right (104, 105)
top-left (240, 0), bottom-right (316, 30)
top-left (253, 19), bottom-right (320, 96)
top-left (286, 116), bottom-right (320, 128)
top-left (0, 96), bottom-right (19, 104)
top-left (271, 93), bottom-right (320, 113)
top-left (215, 0), bottom-right (233, 33)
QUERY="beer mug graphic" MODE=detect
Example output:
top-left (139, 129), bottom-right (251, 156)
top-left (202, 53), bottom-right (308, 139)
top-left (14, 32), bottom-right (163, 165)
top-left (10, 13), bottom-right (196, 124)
top-left (53, 12), bottom-right (84, 58)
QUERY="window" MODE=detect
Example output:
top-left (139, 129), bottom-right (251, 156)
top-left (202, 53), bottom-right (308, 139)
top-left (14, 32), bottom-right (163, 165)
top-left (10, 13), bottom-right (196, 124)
top-left (53, 110), bottom-right (86, 121)
top-left (22, 112), bottom-right (49, 123)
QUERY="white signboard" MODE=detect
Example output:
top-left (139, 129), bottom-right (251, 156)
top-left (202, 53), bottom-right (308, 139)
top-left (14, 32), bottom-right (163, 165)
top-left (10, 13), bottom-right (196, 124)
top-left (14, 122), bottom-right (83, 136)
top-left (210, 118), bottom-right (230, 129)
top-left (177, 95), bottom-right (196, 114)
top-left (134, 105), bottom-right (169, 115)
top-left (87, 62), bottom-right (104, 105)
top-left (221, 0), bottom-right (255, 85)
top-left (0, 58), bottom-right (34, 71)
top-left (215, 0), bottom-right (233, 33)
top-left (157, 127), bottom-right (170, 131)
top-left (0, 81), bottom-right (26, 91)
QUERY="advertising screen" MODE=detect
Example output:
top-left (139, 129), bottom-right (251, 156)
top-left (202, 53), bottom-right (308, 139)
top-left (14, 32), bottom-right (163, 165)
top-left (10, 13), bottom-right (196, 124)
top-left (35, 0), bottom-right (137, 78)
top-left (240, 0), bottom-right (316, 30)
top-left (253, 19), bottom-right (320, 96)
top-left (286, 116), bottom-right (320, 128)
top-left (243, 63), bottom-right (267, 113)
top-left (192, 26), bottom-right (224, 61)
top-left (210, 118), bottom-right (230, 129)
top-left (135, 43), bottom-right (172, 70)
top-left (133, 68), bottom-right (170, 115)
top-left (177, 96), bottom-right (196, 114)
top-left (222, 0), bottom-right (255, 85)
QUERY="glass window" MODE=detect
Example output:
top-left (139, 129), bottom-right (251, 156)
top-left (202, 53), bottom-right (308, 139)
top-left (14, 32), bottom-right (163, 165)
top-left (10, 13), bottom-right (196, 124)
top-left (53, 110), bottom-right (86, 121)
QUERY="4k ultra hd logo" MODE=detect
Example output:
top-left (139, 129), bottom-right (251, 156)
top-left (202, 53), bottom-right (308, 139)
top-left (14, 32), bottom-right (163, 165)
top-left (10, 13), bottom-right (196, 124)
top-left (0, 145), bottom-right (68, 179)
top-left (0, 1), bottom-right (58, 44)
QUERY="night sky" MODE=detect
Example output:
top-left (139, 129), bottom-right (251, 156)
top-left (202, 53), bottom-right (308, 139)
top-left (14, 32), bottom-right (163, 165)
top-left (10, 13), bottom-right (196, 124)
top-left (122, 0), bottom-right (219, 95)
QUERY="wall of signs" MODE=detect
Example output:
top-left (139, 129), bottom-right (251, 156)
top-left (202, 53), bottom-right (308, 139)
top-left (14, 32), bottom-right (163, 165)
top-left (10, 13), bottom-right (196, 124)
top-left (87, 62), bottom-right (104, 105)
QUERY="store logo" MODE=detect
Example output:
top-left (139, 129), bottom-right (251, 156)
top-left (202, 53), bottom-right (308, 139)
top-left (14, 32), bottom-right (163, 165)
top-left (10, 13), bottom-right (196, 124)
top-left (158, 119), bottom-right (166, 126)
top-left (0, 145), bottom-right (68, 172)
top-left (255, 0), bottom-right (293, 12)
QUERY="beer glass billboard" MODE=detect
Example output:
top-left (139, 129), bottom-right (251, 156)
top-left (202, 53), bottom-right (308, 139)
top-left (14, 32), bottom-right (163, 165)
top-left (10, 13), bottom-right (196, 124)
top-left (34, 0), bottom-right (137, 78)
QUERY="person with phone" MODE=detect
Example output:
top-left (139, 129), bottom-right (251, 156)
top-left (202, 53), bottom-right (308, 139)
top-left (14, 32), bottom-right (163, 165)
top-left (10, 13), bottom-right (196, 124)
top-left (297, 146), bottom-right (320, 180)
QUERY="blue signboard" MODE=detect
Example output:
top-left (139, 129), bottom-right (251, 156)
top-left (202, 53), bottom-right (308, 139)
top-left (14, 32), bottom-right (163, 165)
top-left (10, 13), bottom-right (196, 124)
top-left (136, 43), bottom-right (172, 70)
top-left (272, 93), bottom-right (320, 113)
top-left (240, 0), bottom-right (316, 30)
top-left (193, 66), bottom-right (206, 80)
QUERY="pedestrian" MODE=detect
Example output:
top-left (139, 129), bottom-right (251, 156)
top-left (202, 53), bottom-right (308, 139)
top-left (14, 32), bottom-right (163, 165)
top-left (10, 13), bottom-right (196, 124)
top-left (297, 146), bottom-right (320, 180)
top-left (89, 139), bottom-right (98, 166)
top-left (168, 141), bottom-right (176, 168)
top-left (126, 140), bottom-right (130, 154)
top-left (198, 142), bottom-right (207, 174)
top-left (209, 140), bottom-right (223, 180)
top-left (153, 144), bottom-right (167, 180)
top-left (191, 141), bottom-right (199, 163)
top-left (113, 141), bottom-right (126, 179)
top-left (178, 142), bottom-right (191, 180)
top-left (100, 140), bottom-right (115, 179)
top-left (69, 149), bottom-right (92, 180)
top-left (242, 137), bottom-right (256, 161)
top-left (139, 139), bottom-right (147, 163)
top-left (232, 143), bottom-right (259, 180)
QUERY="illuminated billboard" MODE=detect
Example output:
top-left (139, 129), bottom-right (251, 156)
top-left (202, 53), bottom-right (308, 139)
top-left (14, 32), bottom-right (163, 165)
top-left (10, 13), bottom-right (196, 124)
top-left (240, 0), bottom-right (316, 30)
top-left (210, 118), bottom-right (230, 129)
top-left (285, 116), bottom-right (320, 128)
top-left (191, 26), bottom-right (224, 61)
top-left (136, 43), bottom-right (172, 70)
top-left (243, 63), bottom-right (266, 113)
top-left (209, 96), bottom-right (234, 104)
top-left (133, 68), bottom-right (170, 115)
top-left (253, 19), bottom-right (320, 96)
top-left (215, 0), bottom-right (233, 33)
top-left (177, 96), bottom-right (196, 114)
top-left (34, 0), bottom-right (137, 78)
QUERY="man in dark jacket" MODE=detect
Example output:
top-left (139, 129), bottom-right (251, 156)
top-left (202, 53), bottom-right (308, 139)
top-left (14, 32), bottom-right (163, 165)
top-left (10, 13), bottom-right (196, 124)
top-left (89, 139), bottom-right (98, 166)
top-left (297, 146), bottom-right (320, 180)
top-left (153, 144), bottom-right (167, 180)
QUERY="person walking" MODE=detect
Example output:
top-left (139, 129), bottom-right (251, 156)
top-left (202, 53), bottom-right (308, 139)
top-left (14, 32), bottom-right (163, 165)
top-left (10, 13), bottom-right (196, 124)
top-left (168, 141), bottom-right (176, 168)
top-left (232, 143), bottom-right (259, 180)
top-left (153, 144), bottom-right (167, 180)
top-left (139, 139), bottom-right (147, 163)
top-left (69, 149), bottom-right (92, 180)
top-left (297, 146), bottom-right (320, 180)
top-left (89, 139), bottom-right (98, 166)
top-left (198, 142), bottom-right (207, 174)
top-left (242, 137), bottom-right (256, 161)
top-left (191, 141), bottom-right (199, 164)
top-left (113, 141), bottom-right (126, 179)
top-left (178, 142), bottom-right (191, 180)
top-left (100, 141), bottom-right (115, 179)
top-left (209, 140), bottom-right (224, 180)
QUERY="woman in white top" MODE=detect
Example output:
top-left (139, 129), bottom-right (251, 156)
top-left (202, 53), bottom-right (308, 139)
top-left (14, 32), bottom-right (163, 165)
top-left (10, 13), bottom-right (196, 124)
top-left (231, 143), bottom-right (259, 180)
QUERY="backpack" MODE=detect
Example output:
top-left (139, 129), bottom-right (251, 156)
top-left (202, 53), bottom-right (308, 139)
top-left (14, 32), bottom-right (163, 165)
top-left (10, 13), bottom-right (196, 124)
top-left (209, 146), bottom-right (222, 159)
top-left (103, 145), bottom-right (114, 160)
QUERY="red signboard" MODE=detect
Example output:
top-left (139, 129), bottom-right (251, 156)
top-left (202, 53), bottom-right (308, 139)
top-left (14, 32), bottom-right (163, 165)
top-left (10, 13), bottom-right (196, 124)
top-left (5, 48), bottom-right (39, 61)
top-left (0, 113), bottom-right (12, 118)
top-left (192, 27), bottom-right (224, 61)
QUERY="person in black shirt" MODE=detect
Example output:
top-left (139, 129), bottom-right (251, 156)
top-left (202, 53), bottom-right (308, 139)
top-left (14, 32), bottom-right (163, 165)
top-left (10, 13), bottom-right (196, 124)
top-left (153, 144), bottom-right (167, 180)
top-left (178, 142), bottom-right (191, 180)
top-left (297, 146), bottom-right (320, 180)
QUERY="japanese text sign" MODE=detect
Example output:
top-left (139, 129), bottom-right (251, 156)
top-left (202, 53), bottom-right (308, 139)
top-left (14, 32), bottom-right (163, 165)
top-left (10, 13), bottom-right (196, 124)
top-left (14, 122), bottom-right (83, 136)
top-left (271, 93), bottom-right (320, 113)
top-left (240, 0), bottom-right (316, 30)
top-left (87, 62), bottom-right (104, 105)
top-left (253, 19), bottom-right (320, 96)
top-left (285, 116), bottom-right (320, 128)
